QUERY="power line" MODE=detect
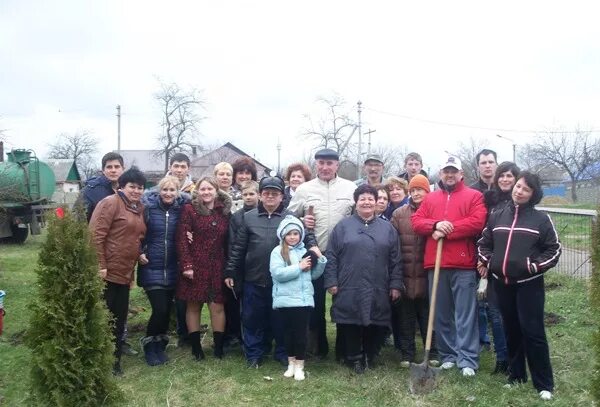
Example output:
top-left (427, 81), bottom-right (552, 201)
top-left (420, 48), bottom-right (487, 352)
top-left (364, 107), bottom-right (600, 134)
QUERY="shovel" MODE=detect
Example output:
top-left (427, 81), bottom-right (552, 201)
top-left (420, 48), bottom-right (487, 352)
top-left (409, 238), bottom-right (443, 395)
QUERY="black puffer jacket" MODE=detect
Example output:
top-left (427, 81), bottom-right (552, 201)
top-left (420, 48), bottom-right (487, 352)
top-left (225, 202), bottom-right (317, 287)
top-left (80, 174), bottom-right (115, 222)
top-left (477, 203), bottom-right (561, 285)
top-left (225, 202), bottom-right (292, 287)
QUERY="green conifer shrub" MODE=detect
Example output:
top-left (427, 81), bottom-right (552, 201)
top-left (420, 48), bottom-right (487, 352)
top-left (25, 208), bottom-right (123, 406)
top-left (591, 214), bottom-right (600, 403)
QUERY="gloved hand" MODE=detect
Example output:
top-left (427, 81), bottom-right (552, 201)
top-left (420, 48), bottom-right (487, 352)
top-left (477, 278), bottom-right (488, 301)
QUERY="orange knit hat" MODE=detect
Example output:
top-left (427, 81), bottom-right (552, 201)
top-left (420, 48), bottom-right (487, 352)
top-left (408, 174), bottom-right (430, 193)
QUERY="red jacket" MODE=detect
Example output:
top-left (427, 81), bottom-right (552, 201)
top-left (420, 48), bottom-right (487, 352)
top-left (411, 180), bottom-right (487, 270)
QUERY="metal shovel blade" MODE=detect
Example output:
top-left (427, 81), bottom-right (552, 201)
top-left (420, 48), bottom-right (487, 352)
top-left (409, 361), bottom-right (440, 395)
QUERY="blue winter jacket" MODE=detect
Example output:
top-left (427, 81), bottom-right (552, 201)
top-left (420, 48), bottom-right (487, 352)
top-left (270, 216), bottom-right (327, 309)
top-left (80, 175), bottom-right (115, 222)
top-left (137, 190), bottom-right (188, 289)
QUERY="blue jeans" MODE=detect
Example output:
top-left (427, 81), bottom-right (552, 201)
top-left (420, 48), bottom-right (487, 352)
top-left (478, 298), bottom-right (508, 361)
top-left (242, 282), bottom-right (286, 362)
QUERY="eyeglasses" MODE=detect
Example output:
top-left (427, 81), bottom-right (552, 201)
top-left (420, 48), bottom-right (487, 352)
top-left (261, 190), bottom-right (281, 197)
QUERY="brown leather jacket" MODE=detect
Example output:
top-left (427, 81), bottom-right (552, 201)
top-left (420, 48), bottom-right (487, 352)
top-left (90, 193), bottom-right (146, 285)
top-left (391, 201), bottom-right (427, 300)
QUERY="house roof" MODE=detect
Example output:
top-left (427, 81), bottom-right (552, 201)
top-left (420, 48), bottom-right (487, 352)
top-left (118, 142), bottom-right (272, 179)
top-left (46, 159), bottom-right (81, 182)
top-left (117, 150), bottom-right (165, 174)
top-left (219, 142), bottom-right (271, 171)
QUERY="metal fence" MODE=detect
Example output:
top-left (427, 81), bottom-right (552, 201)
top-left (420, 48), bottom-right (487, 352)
top-left (538, 206), bottom-right (596, 279)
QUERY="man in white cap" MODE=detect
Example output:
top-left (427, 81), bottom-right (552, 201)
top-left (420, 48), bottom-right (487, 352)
top-left (288, 148), bottom-right (356, 359)
top-left (411, 155), bottom-right (487, 377)
top-left (355, 154), bottom-right (385, 187)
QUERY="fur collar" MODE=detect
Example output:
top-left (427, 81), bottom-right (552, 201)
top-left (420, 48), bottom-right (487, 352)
top-left (191, 189), bottom-right (232, 216)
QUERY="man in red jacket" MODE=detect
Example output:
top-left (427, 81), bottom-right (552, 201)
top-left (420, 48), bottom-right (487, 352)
top-left (411, 155), bottom-right (487, 377)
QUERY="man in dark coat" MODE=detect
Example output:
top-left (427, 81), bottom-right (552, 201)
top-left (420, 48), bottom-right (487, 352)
top-left (224, 176), bottom-right (294, 368)
top-left (224, 180), bottom-right (259, 348)
top-left (80, 152), bottom-right (124, 222)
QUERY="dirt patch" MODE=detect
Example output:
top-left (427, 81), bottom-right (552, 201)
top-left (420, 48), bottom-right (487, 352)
top-left (128, 306), bottom-right (146, 316)
top-left (128, 322), bottom-right (146, 333)
top-left (544, 312), bottom-right (565, 326)
top-left (541, 196), bottom-right (572, 205)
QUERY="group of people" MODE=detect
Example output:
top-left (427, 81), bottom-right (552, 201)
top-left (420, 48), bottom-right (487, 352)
top-left (81, 145), bottom-right (561, 399)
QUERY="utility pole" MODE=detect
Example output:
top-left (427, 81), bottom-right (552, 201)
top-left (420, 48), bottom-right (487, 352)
top-left (496, 134), bottom-right (517, 163)
top-left (116, 105), bottom-right (121, 152)
top-left (364, 129), bottom-right (376, 156)
top-left (356, 101), bottom-right (362, 179)
top-left (277, 138), bottom-right (281, 175)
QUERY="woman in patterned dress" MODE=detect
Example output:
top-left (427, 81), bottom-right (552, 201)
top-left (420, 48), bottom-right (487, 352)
top-left (176, 177), bottom-right (232, 360)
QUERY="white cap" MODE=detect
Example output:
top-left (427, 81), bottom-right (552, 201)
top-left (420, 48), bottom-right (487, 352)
top-left (441, 155), bottom-right (462, 170)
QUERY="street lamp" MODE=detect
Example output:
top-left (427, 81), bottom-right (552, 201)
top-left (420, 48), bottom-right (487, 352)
top-left (496, 134), bottom-right (516, 163)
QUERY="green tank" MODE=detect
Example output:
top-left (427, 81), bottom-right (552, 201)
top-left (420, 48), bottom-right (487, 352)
top-left (0, 149), bottom-right (56, 203)
top-left (0, 149), bottom-right (56, 243)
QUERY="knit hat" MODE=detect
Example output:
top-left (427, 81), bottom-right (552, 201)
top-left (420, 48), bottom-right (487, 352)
top-left (277, 215), bottom-right (305, 243)
top-left (408, 174), bottom-right (430, 193)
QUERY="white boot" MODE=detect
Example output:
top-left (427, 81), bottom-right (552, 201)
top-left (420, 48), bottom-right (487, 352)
top-left (283, 357), bottom-right (296, 378)
top-left (294, 359), bottom-right (305, 381)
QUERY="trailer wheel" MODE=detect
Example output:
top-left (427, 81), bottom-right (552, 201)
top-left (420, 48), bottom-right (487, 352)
top-left (8, 225), bottom-right (28, 244)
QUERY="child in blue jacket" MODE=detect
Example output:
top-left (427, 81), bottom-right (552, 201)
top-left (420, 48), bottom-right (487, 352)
top-left (270, 215), bottom-right (327, 381)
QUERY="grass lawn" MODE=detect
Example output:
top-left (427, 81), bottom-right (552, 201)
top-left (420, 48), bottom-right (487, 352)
top-left (546, 213), bottom-right (593, 250)
top-left (0, 234), bottom-right (596, 406)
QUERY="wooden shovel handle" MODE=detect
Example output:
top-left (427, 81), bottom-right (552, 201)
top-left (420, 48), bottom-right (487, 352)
top-left (425, 238), bottom-right (443, 353)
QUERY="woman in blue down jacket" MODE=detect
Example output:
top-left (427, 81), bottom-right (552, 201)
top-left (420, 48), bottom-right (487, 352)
top-left (137, 176), bottom-right (189, 366)
top-left (477, 171), bottom-right (561, 401)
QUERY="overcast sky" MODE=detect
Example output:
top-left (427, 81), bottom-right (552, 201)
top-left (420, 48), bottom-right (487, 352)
top-left (1, 1), bottom-right (599, 173)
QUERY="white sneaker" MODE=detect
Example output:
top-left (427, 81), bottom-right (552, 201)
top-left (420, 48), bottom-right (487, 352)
top-left (429, 359), bottom-right (440, 367)
top-left (283, 357), bottom-right (296, 378)
top-left (462, 367), bottom-right (475, 377)
top-left (440, 361), bottom-right (455, 370)
top-left (400, 361), bottom-right (410, 368)
top-left (539, 390), bottom-right (552, 400)
top-left (294, 360), bottom-right (305, 381)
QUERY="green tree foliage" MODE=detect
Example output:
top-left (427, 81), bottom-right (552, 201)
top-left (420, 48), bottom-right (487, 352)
top-left (591, 215), bottom-right (600, 402)
top-left (25, 207), bottom-right (122, 406)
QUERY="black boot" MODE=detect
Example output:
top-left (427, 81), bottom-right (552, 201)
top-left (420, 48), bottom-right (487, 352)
top-left (213, 331), bottom-right (225, 359)
top-left (345, 355), bottom-right (365, 374)
top-left (112, 359), bottom-right (123, 376)
top-left (141, 336), bottom-right (161, 366)
top-left (189, 331), bottom-right (205, 361)
top-left (493, 360), bottom-right (509, 375)
top-left (155, 335), bottom-right (169, 364)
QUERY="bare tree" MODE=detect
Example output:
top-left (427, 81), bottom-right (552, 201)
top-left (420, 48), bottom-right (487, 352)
top-left (155, 81), bottom-right (205, 173)
top-left (524, 129), bottom-right (600, 202)
top-left (47, 131), bottom-right (99, 178)
top-left (453, 136), bottom-right (491, 185)
top-left (302, 93), bottom-right (357, 159)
